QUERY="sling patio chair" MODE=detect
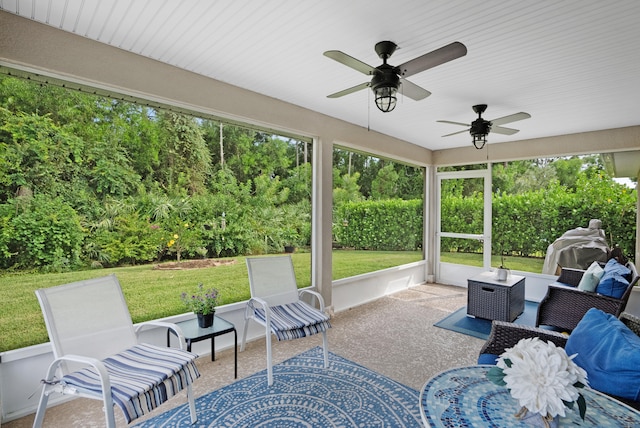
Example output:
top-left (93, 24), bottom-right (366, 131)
top-left (32, 274), bottom-right (200, 428)
top-left (241, 255), bottom-right (331, 386)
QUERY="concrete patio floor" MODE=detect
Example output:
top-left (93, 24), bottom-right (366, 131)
top-left (5, 283), bottom-right (483, 427)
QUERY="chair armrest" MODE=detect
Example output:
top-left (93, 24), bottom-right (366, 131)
top-left (621, 312), bottom-right (640, 337)
top-left (548, 285), bottom-right (625, 309)
top-left (556, 268), bottom-right (585, 287)
top-left (479, 321), bottom-right (568, 356)
top-left (135, 321), bottom-right (187, 350)
top-left (247, 296), bottom-right (269, 310)
top-left (44, 354), bottom-right (113, 406)
top-left (245, 296), bottom-right (270, 322)
top-left (298, 288), bottom-right (326, 312)
top-left (537, 285), bottom-right (627, 331)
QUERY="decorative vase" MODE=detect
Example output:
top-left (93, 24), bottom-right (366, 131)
top-left (196, 312), bottom-right (214, 328)
top-left (516, 407), bottom-right (559, 428)
top-left (496, 267), bottom-right (509, 281)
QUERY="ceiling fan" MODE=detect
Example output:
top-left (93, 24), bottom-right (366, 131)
top-left (324, 41), bottom-right (467, 112)
top-left (438, 104), bottom-right (531, 149)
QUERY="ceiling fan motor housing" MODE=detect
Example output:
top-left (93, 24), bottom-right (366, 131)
top-left (470, 104), bottom-right (490, 135)
top-left (470, 118), bottom-right (491, 136)
top-left (371, 64), bottom-right (400, 91)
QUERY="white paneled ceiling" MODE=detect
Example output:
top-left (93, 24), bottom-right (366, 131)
top-left (1, 0), bottom-right (640, 151)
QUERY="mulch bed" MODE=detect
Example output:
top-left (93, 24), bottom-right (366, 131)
top-left (153, 258), bottom-right (236, 270)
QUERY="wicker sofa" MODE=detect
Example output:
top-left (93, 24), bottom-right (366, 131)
top-left (479, 312), bottom-right (640, 409)
top-left (535, 263), bottom-right (639, 332)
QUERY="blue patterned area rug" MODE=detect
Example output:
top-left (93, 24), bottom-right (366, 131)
top-left (433, 300), bottom-right (539, 340)
top-left (133, 346), bottom-right (422, 427)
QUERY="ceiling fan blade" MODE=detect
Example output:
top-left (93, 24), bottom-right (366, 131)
top-left (327, 82), bottom-right (370, 98)
top-left (491, 125), bottom-right (520, 135)
top-left (323, 50), bottom-right (375, 75)
top-left (491, 112), bottom-right (531, 126)
top-left (442, 129), bottom-right (470, 137)
top-left (437, 120), bottom-right (471, 127)
top-left (399, 78), bottom-right (431, 100)
top-left (398, 42), bottom-right (467, 78)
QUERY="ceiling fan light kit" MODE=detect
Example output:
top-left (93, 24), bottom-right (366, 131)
top-left (472, 134), bottom-right (488, 150)
top-left (470, 104), bottom-right (491, 149)
top-left (438, 104), bottom-right (531, 150)
top-left (373, 84), bottom-right (398, 112)
top-left (324, 41), bottom-right (467, 113)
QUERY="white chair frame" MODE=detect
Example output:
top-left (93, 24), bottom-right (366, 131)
top-left (32, 274), bottom-right (198, 428)
top-left (240, 256), bottom-right (329, 386)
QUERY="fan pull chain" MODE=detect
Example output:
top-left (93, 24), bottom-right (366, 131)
top-left (367, 89), bottom-right (370, 131)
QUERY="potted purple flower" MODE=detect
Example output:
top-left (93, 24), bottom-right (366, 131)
top-left (181, 283), bottom-right (219, 328)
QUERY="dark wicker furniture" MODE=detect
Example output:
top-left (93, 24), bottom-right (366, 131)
top-left (479, 321), bottom-right (569, 356)
top-left (467, 271), bottom-right (525, 322)
top-left (480, 312), bottom-right (640, 356)
top-left (535, 263), bottom-right (639, 332)
top-left (479, 313), bottom-right (640, 410)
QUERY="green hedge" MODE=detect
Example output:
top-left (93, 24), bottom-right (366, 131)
top-left (334, 178), bottom-right (636, 258)
top-left (440, 181), bottom-right (636, 257)
top-left (334, 199), bottom-right (423, 250)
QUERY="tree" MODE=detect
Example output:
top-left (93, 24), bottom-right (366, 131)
top-left (281, 163), bottom-right (312, 204)
top-left (371, 164), bottom-right (399, 199)
top-left (156, 112), bottom-right (211, 195)
top-left (394, 163), bottom-right (424, 200)
top-left (550, 157), bottom-right (583, 190)
top-left (0, 108), bottom-right (84, 201)
top-left (115, 104), bottom-right (162, 178)
top-left (333, 170), bottom-right (363, 206)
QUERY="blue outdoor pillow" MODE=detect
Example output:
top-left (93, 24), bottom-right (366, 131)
top-left (477, 353), bottom-right (499, 365)
top-left (596, 259), bottom-right (630, 299)
top-left (566, 308), bottom-right (640, 401)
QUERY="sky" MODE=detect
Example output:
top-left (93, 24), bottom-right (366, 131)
top-left (614, 177), bottom-right (636, 188)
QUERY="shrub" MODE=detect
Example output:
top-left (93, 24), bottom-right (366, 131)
top-left (0, 195), bottom-right (84, 270)
top-left (92, 213), bottom-right (162, 266)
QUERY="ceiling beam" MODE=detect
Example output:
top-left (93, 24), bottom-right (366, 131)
top-left (433, 126), bottom-right (640, 167)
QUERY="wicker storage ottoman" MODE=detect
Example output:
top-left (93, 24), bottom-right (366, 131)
top-left (467, 271), bottom-right (525, 322)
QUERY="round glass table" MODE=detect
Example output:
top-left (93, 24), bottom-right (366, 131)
top-left (420, 365), bottom-right (640, 427)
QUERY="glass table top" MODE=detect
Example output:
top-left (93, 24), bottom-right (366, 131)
top-left (175, 315), bottom-right (235, 339)
top-left (420, 365), bottom-right (640, 427)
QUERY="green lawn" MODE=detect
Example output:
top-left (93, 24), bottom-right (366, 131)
top-left (0, 250), bottom-right (422, 352)
top-left (0, 250), bottom-right (543, 352)
top-left (440, 251), bottom-right (544, 272)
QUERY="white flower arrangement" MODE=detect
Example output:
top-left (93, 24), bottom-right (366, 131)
top-left (487, 337), bottom-right (588, 425)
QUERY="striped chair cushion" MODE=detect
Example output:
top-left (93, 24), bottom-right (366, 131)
top-left (254, 301), bottom-right (331, 341)
top-left (62, 343), bottom-right (200, 423)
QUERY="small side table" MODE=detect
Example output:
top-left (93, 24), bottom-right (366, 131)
top-left (467, 271), bottom-right (525, 322)
top-left (167, 315), bottom-right (237, 379)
